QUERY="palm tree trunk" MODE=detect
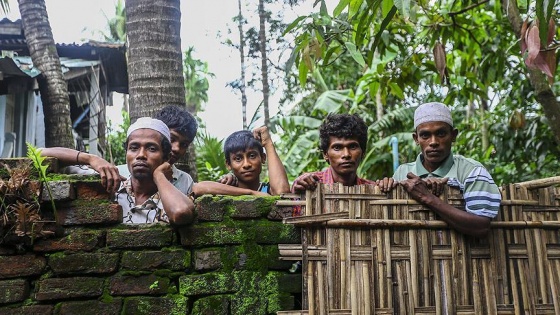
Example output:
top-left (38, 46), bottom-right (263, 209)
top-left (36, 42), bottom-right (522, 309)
top-left (258, 0), bottom-right (270, 127)
top-left (237, 0), bottom-right (249, 129)
top-left (18, 0), bottom-right (74, 148)
top-left (125, 0), bottom-right (186, 122)
top-left (502, 0), bottom-right (560, 144)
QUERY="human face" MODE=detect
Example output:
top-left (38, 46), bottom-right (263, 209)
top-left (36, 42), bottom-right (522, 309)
top-left (168, 129), bottom-right (190, 165)
top-left (323, 136), bottom-right (363, 179)
top-left (413, 121), bottom-right (458, 172)
top-left (226, 148), bottom-right (265, 189)
top-left (126, 129), bottom-right (165, 179)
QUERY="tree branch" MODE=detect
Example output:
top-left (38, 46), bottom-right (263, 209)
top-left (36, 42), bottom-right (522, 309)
top-left (449, 0), bottom-right (490, 16)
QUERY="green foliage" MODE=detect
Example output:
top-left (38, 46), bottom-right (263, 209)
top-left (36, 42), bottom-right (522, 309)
top-left (276, 0), bottom-right (560, 184)
top-left (106, 110), bottom-right (130, 165)
top-left (195, 131), bottom-right (228, 181)
top-left (26, 143), bottom-right (56, 215)
top-left (183, 46), bottom-right (215, 112)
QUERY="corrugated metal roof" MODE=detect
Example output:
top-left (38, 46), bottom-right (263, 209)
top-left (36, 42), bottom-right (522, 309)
top-left (0, 56), bottom-right (100, 78)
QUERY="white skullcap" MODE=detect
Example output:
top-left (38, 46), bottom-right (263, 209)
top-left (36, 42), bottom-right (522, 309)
top-left (126, 117), bottom-right (171, 143)
top-left (414, 102), bottom-right (453, 129)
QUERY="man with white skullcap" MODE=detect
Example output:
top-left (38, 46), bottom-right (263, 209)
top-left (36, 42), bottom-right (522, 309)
top-left (41, 117), bottom-right (194, 225)
top-left (378, 102), bottom-right (501, 237)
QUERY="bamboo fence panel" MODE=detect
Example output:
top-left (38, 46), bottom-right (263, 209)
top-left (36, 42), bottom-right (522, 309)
top-left (278, 180), bottom-right (560, 315)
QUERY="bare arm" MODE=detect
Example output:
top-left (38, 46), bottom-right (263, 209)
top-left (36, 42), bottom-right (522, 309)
top-left (193, 181), bottom-right (268, 197)
top-left (400, 172), bottom-right (490, 237)
top-left (253, 126), bottom-right (290, 195)
top-left (40, 147), bottom-right (123, 193)
top-left (153, 162), bottom-right (194, 226)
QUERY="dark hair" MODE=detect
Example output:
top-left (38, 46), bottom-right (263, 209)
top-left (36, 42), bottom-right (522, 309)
top-left (155, 105), bottom-right (198, 144)
top-left (224, 130), bottom-right (264, 164)
top-left (124, 134), bottom-right (172, 161)
top-left (319, 113), bottom-right (368, 153)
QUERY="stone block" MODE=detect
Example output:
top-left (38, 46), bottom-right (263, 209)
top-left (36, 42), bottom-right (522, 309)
top-left (122, 296), bottom-right (187, 315)
top-left (0, 255), bottom-right (46, 279)
top-left (48, 252), bottom-right (119, 275)
top-left (0, 305), bottom-right (53, 315)
top-left (35, 277), bottom-right (104, 301)
top-left (179, 273), bottom-right (236, 296)
top-left (74, 181), bottom-right (113, 200)
top-left (56, 201), bottom-right (122, 226)
top-left (58, 298), bottom-right (123, 315)
top-left (254, 221), bottom-right (300, 244)
top-left (195, 195), bottom-right (229, 222)
top-left (191, 295), bottom-right (230, 315)
top-left (107, 225), bottom-right (174, 249)
top-left (121, 249), bottom-right (189, 271)
top-left (179, 224), bottom-right (245, 246)
top-left (0, 279), bottom-right (28, 304)
top-left (42, 180), bottom-right (75, 201)
top-left (33, 229), bottom-right (103, 252)
top-left (109, 273), bottom-right (169, 296)
top-left (231, 197), bottom-right (277, 219)
top-left (194, 249), bottom-right (222, 271)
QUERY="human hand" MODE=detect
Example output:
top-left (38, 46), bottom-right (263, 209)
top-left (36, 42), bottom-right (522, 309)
top-left (253, 126), bottom-right (272, 147)
top-left (218, 173), bottom-right (238, 186)
top-left (399, 172), bottom-right (433, 203)
top-left (154, 162), bottom-right (173, 181)
top-left (292, 173), bottom-right (320, 192)
top-left (376, 177), bottom-right (398, 193)
top-left (90, 156), bottom-right (124, 194)
top-left (424, 177), bottom-right (448, 196)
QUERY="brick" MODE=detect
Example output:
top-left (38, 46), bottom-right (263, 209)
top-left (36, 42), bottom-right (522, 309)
top-left (58, 298), bottom-right (122, 315)
top-left (109, 274), bottom-right (169, 296)
top-left (231, 197), bottom-right (276, 219)
top-left (122, 296), bottom-right (187, 315)
top-left (180, 273), bottom-right (237, 296)
top-left (191, 295), bottom-right (230, 315)
top-left (56, 201), bottom-right (121, 225)
top-left (107, 226), bottom-right (174, 249)
top-left (178, 224), bottom-right (245, 246)
top-left (33, 229), bottom-right (103, 252)
top-left (35, 277), bottom-right (104, 301)
top-left (48, 252), bottom-right (119, 275)
top-left (0, 305), bottom-right (53, 315)
top-left (0, 279), bottom-right (29, 304)
top-left (0, 255), bottom-right (46, 279)
top-left (121, 249), bottom-right (189, 271)
top-left (42, 180), bottom-right (75, 201)
top-left (254, 221), bottom-right (300, 244)
top-left (195, 195), bottom-right (229, 222)
top-left (194, 249), bottom-right (222, 271)
top-left (74, 181), bottom-right (113, 200)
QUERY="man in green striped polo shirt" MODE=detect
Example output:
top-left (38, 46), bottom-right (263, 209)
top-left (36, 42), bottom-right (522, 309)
top-left (379, 102), bottom-right (501, 238)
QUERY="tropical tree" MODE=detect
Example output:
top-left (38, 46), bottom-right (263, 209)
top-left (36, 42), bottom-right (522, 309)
top-left (277, 0), bottom-right (560, 184)
top-left (125, 0), bottom-right (186, 122)
top-left (258, 0), bottom-right (270, 126)
top-left (17, 0), bottom-right (74, 148)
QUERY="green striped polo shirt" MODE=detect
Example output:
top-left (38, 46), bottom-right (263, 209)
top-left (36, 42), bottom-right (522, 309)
top-left (393, 153), bottom-right (501, 218)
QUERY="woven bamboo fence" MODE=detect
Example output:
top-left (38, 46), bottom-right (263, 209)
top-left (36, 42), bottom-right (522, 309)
top-left (277, 177), bottom-right (560, 315)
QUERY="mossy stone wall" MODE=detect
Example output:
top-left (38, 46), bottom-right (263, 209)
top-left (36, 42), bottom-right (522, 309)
top-left (0, 176), bottom-right (301, 315)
